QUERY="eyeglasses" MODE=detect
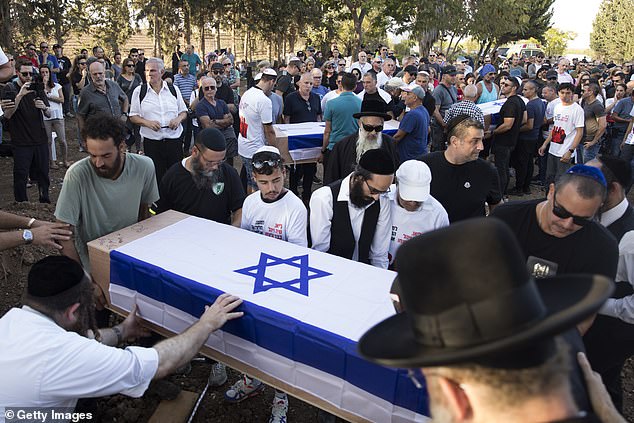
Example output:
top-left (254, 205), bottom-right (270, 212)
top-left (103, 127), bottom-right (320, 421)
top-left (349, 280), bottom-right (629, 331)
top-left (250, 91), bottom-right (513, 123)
top-left (253, 158), bottom-right (282, 169)
top-left (198, 154), bottom-right (225, 167)
top-left (20, 71), bottom-right (33, 76)
top-left (364, 179), bottom-right (390, 195)
top-left (203, 86), bottom-right (216, 91)
top-left (362, 123), bottom-right (384, 133)
top-left (552, 192), bottom-right (595, 226)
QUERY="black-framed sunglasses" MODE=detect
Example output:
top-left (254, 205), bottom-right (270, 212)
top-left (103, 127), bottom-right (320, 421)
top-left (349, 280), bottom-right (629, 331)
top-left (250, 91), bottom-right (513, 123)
top-left (362, 123), bottom-right (383, 133)
top-left (203, 86), bottom-right (216, 91)
top-left (125, 64), bottom-right (135, 67)
top-left (253, 158), bottom-right (282, 169)
top-left (20, 71), bottom-right (33, 76)
top-left (212, 70), bottom-right (223, 75)
top-left (364, 179), bottom-right (390, 195)
top-left (552, 191), bottom-right (595, 226)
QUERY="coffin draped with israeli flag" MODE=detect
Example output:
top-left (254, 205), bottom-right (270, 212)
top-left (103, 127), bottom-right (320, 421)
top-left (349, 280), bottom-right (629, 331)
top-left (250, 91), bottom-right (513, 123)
top-left (100, 213), bottom-right (429, 422)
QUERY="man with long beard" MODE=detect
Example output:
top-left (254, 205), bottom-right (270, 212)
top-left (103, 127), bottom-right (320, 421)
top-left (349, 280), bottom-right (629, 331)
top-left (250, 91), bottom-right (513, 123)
top-left (323, 99), bottom-right (398, 185)
top-left (0, 255), bottom-right (243, 407)
top-left (157, 127), bottom-right (245, 226)
top-left (310, 148), bottom-right (394, 269)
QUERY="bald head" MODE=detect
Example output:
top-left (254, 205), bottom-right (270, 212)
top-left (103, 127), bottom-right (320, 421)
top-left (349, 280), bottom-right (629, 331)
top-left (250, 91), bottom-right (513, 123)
top-left (463, 84), bottom-right (477, 100)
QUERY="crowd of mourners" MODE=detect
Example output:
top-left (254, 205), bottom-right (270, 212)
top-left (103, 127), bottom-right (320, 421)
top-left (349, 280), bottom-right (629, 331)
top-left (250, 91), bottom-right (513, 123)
top-left (1, 38), bottom-right (634, 423)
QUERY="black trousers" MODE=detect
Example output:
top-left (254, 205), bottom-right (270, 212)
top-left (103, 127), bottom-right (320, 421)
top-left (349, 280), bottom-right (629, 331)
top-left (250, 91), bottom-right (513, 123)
top-left (513, 138), bottom-right (537, 191)
top-left (493, 144), bottom-right (514, 195)
top-left (144, 138), bottom-right (183, 185)
top-left (13, 144), bottom-right (50, 203)
top-left (289, 163), bottom-right (317, 200)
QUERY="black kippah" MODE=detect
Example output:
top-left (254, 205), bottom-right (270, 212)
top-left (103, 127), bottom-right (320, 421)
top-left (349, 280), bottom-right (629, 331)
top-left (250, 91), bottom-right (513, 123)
top-left (358, 149), bottom-right (395, 175)
top-left (600, 155), bottom-right (632, 188)
top-left (196, 128), bottom-right (226, 152)
top-left (28, 256), bottom-right (85, 297)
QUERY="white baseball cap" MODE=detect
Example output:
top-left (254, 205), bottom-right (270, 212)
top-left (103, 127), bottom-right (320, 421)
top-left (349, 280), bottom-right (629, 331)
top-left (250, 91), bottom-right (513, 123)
top-left (396, 160), bottom-right (432, 202)
top-left (255, 145), bottom-right (281, 155)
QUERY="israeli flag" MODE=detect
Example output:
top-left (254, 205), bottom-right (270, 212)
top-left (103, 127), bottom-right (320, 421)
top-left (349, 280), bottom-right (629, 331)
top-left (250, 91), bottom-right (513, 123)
top-left (109, 216), bottom-right (429, 422)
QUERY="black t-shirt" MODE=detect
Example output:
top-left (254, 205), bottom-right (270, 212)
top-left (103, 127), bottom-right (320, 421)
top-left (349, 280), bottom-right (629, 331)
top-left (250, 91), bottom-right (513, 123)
top-left (0, 82), bottom-right (47, 146)
top-left (157, 161), bottom-right (245, 224)
top-left (491, 199), bottom-right (618, 279)
top-left (419, 152), bottom-right (501, 222)
top-left (57, 55), bottom-right (71, 85)
top-left (494, 94), bottom-right (526, 147)
top-left (136, 60), bottom-right (146, 83)
top-left (423, 91), bottom-right (436, 118)
top-left (283, 91), bottom-right (322, 123)
top-left (215, 82), bottom-right (235, 106)
top-left (274, 74), bottom-right (296, 98)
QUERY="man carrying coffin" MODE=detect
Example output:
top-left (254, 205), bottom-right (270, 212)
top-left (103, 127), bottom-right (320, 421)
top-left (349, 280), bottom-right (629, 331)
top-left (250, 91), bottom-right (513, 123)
top-left (310, 148), bottom-right (394, 269)
top-left (324, 99), bottom-right (398, 185)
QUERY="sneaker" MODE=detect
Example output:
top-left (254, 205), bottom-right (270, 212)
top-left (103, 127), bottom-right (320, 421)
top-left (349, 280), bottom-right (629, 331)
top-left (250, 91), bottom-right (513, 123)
top-left (224, 375), bottom-right (264, 402)
top-left (269, 393), bottom-right (289, 423)
top-left (209, 362), bottom-right (227, 387)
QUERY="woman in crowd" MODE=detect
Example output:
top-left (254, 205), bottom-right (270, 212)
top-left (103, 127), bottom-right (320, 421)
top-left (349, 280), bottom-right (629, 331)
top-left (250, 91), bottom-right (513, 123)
top-left (305, 57), bottom-right (315, 73)
top-left (223, 57), bottom-right (240, 103)
top-left (40, 64), bottom-right (69, 168)
top-left (574, 72), bottom-right (591, 102)
top-left (321, 60), bottom-right (337, 90)
top-left (112, 51), bottom-right (123, 80)
top-left (350, 68), bottom-right (364, 93)
top-left (116, 57), bottom-right (143, 153)
top-left (69, 54), bottom-right (87, 151)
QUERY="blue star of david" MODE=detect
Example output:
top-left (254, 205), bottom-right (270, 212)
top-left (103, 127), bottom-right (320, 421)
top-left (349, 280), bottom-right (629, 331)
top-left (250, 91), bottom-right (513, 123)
top-left (234, 253), bottom-right (331, 296)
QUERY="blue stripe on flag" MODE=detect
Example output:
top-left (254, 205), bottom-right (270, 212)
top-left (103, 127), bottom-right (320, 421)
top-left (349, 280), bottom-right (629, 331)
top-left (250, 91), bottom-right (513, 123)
top-left (288, 129), bottom-right (398, 151)
top-left (110, 249), bottom-right (429, 415)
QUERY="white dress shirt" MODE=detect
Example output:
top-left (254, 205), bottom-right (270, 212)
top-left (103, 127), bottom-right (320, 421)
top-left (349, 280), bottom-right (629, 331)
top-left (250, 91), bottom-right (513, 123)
top-left (349, 61), bottom-right (372, 75)
top-left (376, 71), bottom-right (391, 89)
top-left (129, 81), bottom-right (188, 140)
top-left (356, 87), bottom-right (392, 105)
top-left (309, 173), bottom-right (391, 269)
top-left (0, 306), bottom-right (158, 407)
top-left (599, 198), bottom-right (634, 323)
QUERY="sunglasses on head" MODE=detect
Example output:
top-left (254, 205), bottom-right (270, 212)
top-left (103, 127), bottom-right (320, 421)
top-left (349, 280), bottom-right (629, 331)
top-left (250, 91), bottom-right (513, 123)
top-left (362, 123), bottom-right (383, 133)
top-left (552, 192), bottom-right (595, 226)
top-left (253, 158), bottom-right (282, 169)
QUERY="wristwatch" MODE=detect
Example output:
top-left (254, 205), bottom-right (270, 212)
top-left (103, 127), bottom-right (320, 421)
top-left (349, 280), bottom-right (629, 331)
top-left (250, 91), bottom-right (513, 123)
top-left (22, 229), bottom-right (33, 244)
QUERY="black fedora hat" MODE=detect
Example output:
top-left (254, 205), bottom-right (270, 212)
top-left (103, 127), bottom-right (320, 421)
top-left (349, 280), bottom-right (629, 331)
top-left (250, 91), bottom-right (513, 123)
top-left (358, 218), bottom-right (613, 368)
top-left (353, 99), bottom-right (392, 121)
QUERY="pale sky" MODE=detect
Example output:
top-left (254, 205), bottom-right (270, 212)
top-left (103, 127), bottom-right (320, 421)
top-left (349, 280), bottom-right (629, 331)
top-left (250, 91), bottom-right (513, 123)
top-left (551, 0), bottom-right (601, 50)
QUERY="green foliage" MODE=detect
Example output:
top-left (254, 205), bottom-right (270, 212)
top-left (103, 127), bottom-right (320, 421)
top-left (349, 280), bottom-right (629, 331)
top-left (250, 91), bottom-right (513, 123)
top-left (542, 27), bottom-right (575, 57)
top-left (87, 0), bottom-right (133, 51)
top-left (590, 0), bottom-right (634, 62)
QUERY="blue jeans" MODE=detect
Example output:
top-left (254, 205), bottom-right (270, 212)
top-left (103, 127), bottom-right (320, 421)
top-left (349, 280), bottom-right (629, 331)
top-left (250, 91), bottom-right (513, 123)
top-left (240, 155), bottom-right (257, 189)
top-left (583, 141), bottom-right (601, 163)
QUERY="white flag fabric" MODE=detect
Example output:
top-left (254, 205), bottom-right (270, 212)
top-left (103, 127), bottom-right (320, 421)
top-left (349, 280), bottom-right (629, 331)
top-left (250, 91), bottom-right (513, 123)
top-left (109, 216), bottom-right (429, 422)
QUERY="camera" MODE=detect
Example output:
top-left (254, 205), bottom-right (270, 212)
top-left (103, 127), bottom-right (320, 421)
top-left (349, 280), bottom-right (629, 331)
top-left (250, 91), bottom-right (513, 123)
top-left (27, 73), bottom-right (45, 93)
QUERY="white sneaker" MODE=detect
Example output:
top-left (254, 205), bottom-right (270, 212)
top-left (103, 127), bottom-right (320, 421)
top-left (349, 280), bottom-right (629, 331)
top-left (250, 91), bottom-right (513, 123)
top-left (209, 362), bottom-right (227, 387)
top-left (224, 374), bottom-right (264, 402)
top-left (269, 393), bottom-right (289, 423)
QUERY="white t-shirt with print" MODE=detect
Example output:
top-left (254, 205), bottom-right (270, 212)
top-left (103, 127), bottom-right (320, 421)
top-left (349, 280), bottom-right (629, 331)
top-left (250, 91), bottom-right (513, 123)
top-left (387, 187), bottom-right (449, 266)
top-left (241, 190), bottom-right (307, 247)
top-left (548, 102), bottom-right (585, 158)
top-left (238, 87), bottom-right (273, 159)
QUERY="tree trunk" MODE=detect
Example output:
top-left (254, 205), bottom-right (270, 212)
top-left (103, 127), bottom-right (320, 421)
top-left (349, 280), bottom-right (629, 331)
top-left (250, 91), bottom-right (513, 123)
top-left (232, 23), bottom-right (236, 58)
top-left (199, 16), bottom-right (205, 56)
top-left (184, 2), bottom-right (191, 45)
top-left (215, 21), bottom-right (221, 52)
top-left (243, 30), bottom-right (248, 63)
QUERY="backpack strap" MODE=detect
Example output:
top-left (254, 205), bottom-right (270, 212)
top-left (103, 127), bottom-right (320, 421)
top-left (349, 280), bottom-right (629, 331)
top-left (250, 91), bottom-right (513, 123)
top-left (139, 82), bottom-right (178, 103)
